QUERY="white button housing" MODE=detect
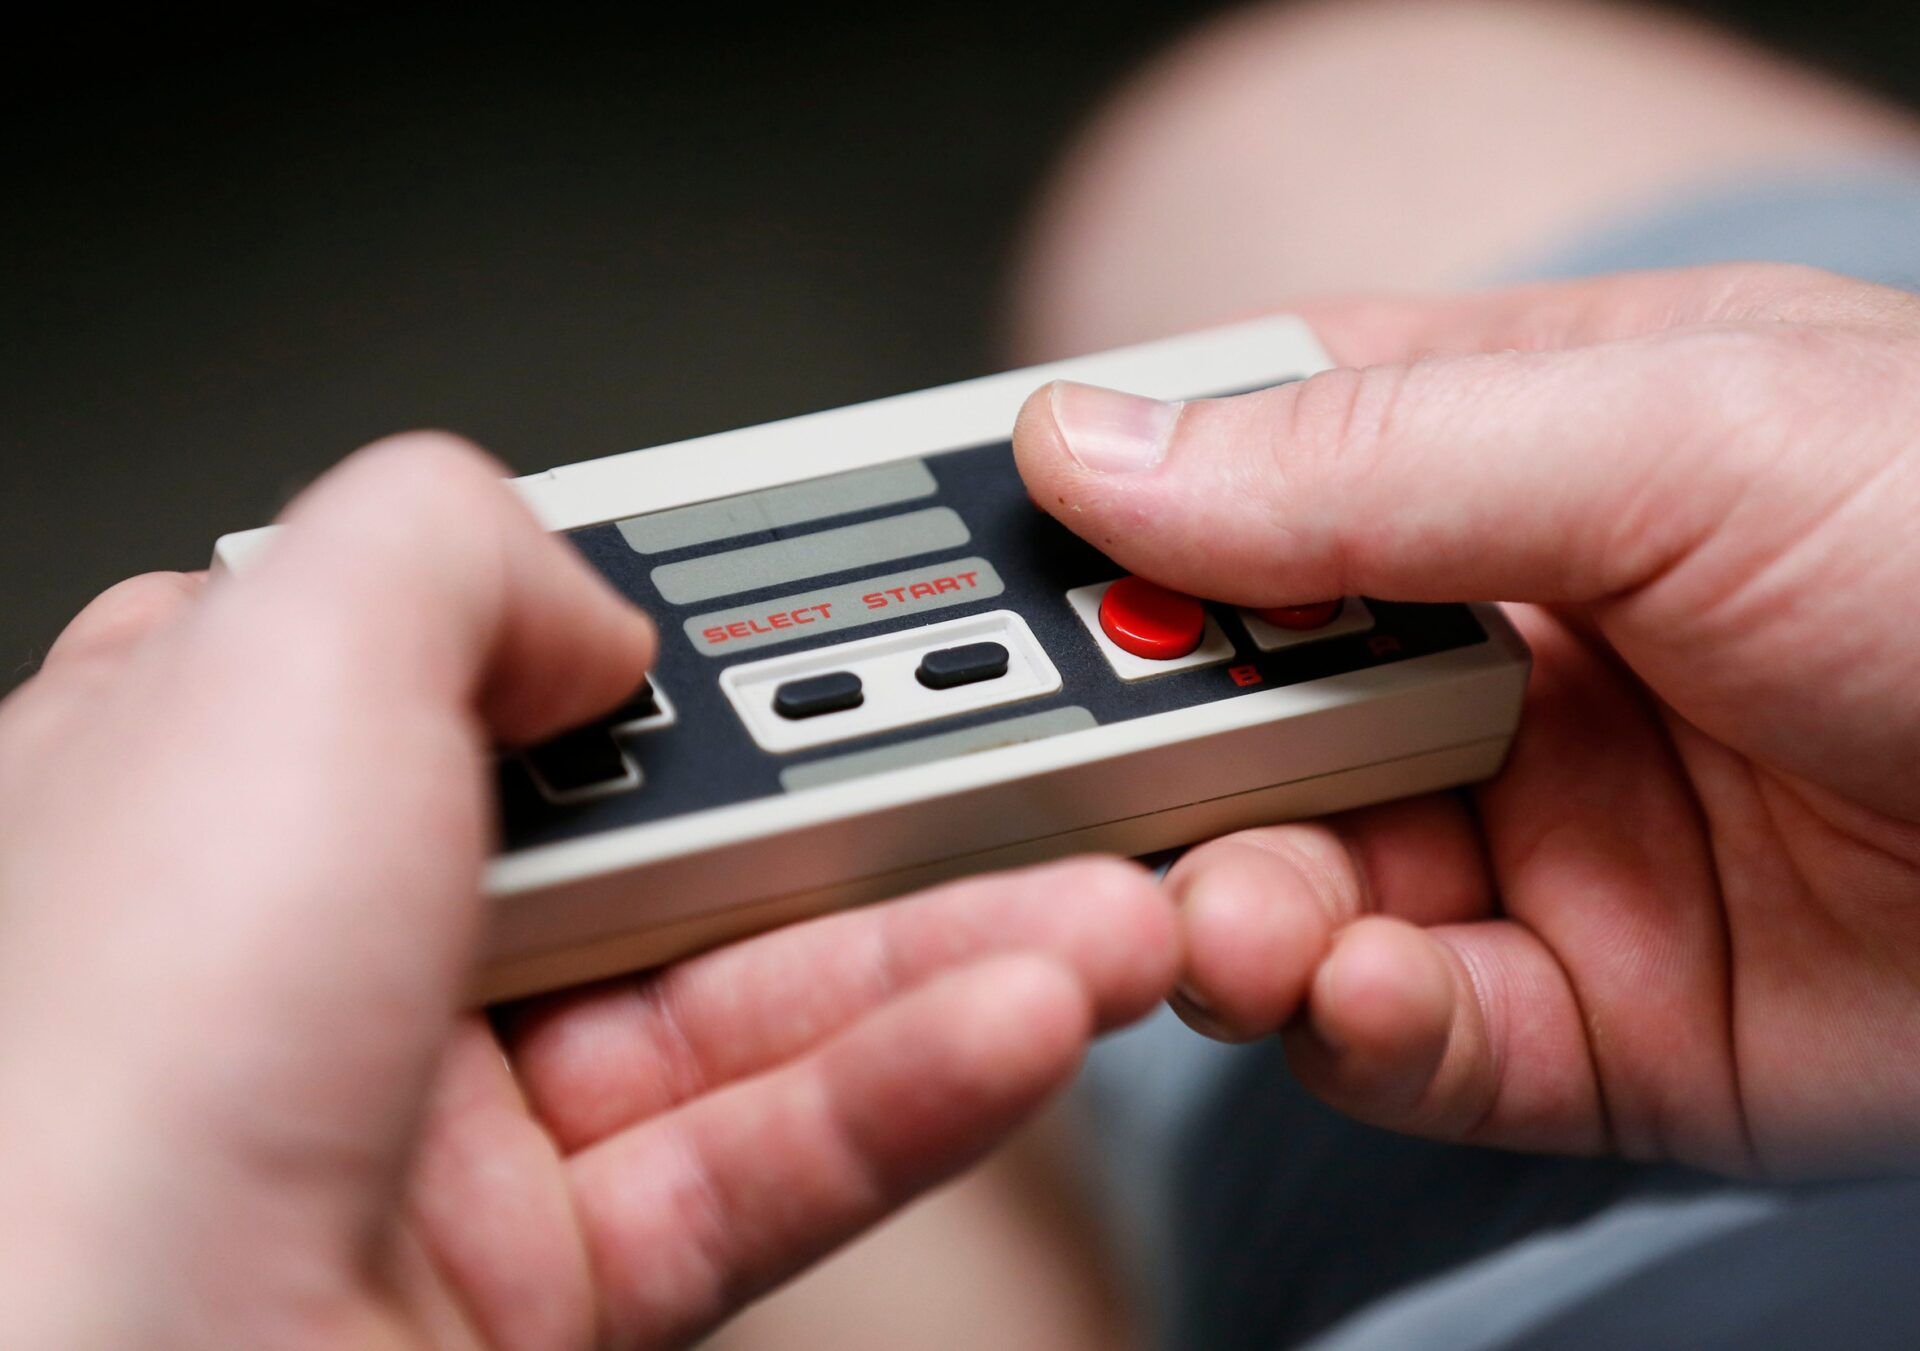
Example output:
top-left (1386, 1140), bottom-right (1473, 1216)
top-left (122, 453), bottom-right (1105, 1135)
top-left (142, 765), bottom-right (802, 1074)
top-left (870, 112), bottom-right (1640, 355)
top-left (1065, 581), bottom-right (1235, 681)
top-left (609, 683), bottom-right (678, 734)
top-left (1239, 598), bottom-right (1375, 652)
top-left (524, 747), bottom-right (643, 806)
top-left (720, 610), bottom-right (1061, 754)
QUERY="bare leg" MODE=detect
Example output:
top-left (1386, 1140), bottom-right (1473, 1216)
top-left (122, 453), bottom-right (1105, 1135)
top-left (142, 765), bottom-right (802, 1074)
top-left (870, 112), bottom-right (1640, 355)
top-left (702, 1108), bottom-right (1134, 1351)
top-left (1009, 0), bottom-right (1920, 360)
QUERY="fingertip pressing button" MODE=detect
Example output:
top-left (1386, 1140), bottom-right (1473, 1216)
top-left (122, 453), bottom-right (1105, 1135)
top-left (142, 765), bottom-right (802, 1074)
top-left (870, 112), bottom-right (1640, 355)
top-left (1253, 600), bottom-right (1343, 631)
top-left (1098, 576), bottom-right (1205, 660)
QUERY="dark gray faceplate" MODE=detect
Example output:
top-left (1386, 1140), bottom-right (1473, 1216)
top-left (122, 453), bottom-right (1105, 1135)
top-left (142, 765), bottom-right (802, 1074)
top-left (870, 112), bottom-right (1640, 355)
top-left (497, 439), bottom-right (1487, 854)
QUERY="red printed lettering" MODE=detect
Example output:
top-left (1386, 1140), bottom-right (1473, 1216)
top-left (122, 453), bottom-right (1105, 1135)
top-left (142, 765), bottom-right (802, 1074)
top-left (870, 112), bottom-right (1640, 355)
top-left (712, 570), bottom-right (985, 644)
top-left (861, 572), bottom-right (986, 612)
top-left (705, 602), bottom-right (842, 646)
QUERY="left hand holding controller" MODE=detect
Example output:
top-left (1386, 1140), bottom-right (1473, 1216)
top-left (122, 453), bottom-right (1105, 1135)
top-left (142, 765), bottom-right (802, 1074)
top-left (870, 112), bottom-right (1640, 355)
top-left (0, 433), bottom-right (1177, 1348)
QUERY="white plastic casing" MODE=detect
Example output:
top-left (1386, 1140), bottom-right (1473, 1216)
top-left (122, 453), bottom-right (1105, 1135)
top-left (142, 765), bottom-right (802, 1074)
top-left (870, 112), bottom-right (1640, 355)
top-left (1241, 599), bottom-right (1376, 651)
top-left (211, 316), bottom-right (1531, 1001)
top-left (1065, 581), bottom-right (1237, 681)
top-left (720, 611), bottom-right (1060, 754)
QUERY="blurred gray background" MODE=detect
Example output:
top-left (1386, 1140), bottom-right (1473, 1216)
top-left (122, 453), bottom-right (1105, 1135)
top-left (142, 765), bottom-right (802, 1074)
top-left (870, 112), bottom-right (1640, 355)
top-left (4, 1), bottom-right (1916, 689)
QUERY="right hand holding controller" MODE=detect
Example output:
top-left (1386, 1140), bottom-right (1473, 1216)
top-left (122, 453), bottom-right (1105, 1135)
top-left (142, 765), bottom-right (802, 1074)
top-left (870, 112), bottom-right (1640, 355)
top-left (1015, 263), bottom-right (1920, 1176)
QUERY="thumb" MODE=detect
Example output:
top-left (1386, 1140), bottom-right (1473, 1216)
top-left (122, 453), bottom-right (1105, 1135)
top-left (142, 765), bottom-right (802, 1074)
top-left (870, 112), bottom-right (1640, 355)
top-left (1013, 327), bottom-right (1762, 608)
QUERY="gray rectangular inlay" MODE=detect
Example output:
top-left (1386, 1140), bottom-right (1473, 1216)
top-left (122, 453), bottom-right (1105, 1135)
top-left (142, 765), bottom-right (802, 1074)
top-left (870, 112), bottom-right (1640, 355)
top-left (685, 557), bottom-right (1005, 657)
top-left (616, 460), bottom-right (938, 555)
top-left (779, 707), bottom-right (1098, 791)
top-left (650, 507), bottom-right (970, 606)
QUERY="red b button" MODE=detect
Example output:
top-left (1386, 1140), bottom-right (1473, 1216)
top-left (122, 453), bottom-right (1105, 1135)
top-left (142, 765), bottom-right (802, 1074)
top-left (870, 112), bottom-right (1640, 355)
top-left (1099, 576), bottom-right (1206, 660)
top-left (1254, 600), bottom-right (1343, 631)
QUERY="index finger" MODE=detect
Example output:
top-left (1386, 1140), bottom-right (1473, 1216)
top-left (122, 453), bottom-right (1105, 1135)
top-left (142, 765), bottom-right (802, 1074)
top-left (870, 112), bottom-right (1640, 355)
top-left (222, 432), bottom-right (655, 746)
top-left (505, 856), bottom-right (1178, 1152)
top-left (1291, 261), bottom-right (1890, 366)
top-left (1, 433), bottom-right (658, 1252)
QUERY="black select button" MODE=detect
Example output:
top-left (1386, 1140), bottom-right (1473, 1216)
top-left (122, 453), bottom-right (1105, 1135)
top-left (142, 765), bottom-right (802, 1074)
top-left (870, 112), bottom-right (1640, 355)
top-left (774, 670), bottom-right (865, 720)
top-left (916, 641), bottom-right (1010, 690)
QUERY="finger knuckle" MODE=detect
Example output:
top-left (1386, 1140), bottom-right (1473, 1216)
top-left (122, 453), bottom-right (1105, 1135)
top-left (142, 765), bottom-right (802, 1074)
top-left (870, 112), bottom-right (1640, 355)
top-left (361, 426), bottom-right (492, 466)
top-left (1280, 362), bottom-right (1408, 481)
top-left (339, 430), bottom-right (529, 568)
top-left (1273, 362), bottom-right (1415, 583)
top-left (82, 571), bottom-right (197, 624)
top-left (349, 430), bottom-right (508, 502)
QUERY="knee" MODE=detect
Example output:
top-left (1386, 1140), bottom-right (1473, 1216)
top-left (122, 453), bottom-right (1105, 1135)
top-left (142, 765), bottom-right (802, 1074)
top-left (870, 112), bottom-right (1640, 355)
top-left (1006, 0), bottom-right (1917, 360)
top-left (1007, 0), bottom-right (1546, 358)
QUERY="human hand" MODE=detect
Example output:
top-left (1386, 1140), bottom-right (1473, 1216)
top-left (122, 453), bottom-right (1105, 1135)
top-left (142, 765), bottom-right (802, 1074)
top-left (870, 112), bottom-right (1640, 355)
top-left (0, 435), bottom-right (1177, 1348)
top-left (1013, 263), bottom-right (1920, 1176)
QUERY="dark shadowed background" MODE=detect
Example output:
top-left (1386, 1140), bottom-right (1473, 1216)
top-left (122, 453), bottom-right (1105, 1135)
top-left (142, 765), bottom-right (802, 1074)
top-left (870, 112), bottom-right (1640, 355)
top-left (4, 1), bottom-right (1916, 689)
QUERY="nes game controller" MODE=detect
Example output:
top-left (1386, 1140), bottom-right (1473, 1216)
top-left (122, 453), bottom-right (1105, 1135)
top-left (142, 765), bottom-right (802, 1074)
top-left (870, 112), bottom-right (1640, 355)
top-left (214, 317), bottom-right (1529, 1001)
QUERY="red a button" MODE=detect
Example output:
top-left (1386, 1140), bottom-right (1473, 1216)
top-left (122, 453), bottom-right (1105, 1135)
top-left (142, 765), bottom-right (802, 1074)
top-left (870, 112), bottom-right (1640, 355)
top-left (1099, 576), bottom-right (1205, 660)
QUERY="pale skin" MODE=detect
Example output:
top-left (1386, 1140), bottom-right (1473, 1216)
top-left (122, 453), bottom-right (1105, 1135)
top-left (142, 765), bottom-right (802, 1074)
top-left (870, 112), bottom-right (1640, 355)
top-left (733, 1), bottom-right (1920, 1344)
top-left (996, 0), bottom-right (1920, 1184)
top-left (0, 436), bottom-right (1180, 1349)
top-left (1013, 262), bottom-right (1920, 1178)
top-left (11, 3), bottom-right (1920, 1344)
top-left (1007, 0), bottom-right (1920, 358)
top-left (5, 270), bottom-right (1919, 1348)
